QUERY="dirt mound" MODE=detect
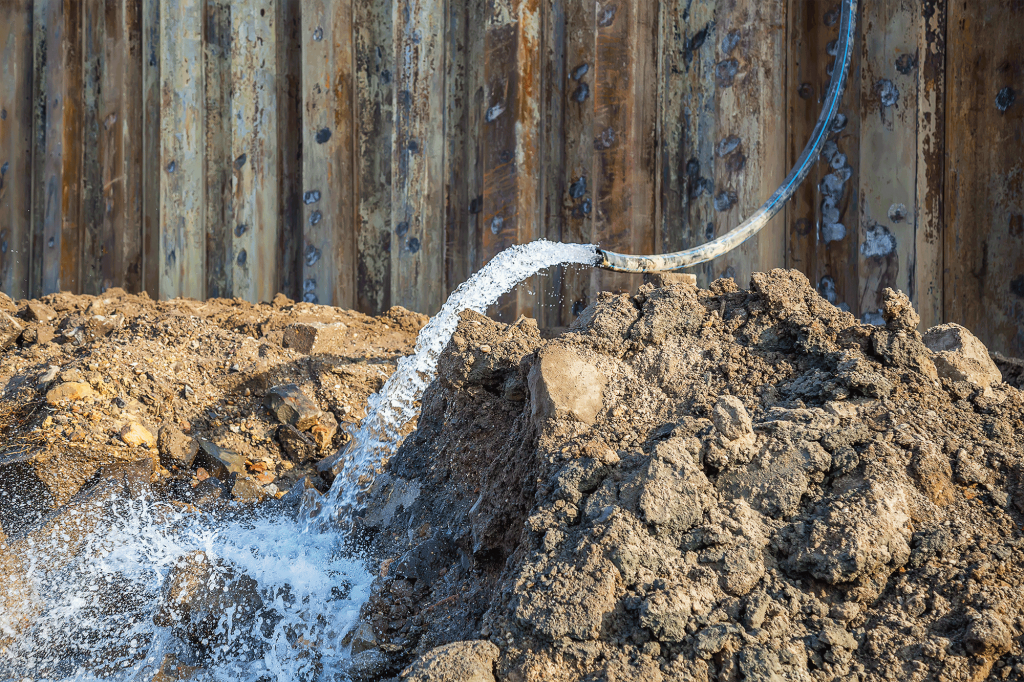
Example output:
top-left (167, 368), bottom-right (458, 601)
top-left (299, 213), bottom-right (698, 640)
top-left (0, 288), bottom-right (425, 538)
top-left (355, 271), bottom-right (1024, 682)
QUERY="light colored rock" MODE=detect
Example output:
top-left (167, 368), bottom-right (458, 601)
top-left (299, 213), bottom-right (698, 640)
top-left (922, 323), bottom-right (1002, 388)
top-left (712, 395), bottom-right (753, 440)
top-left (120, 423), bottom-right (156, 448)
top-left (45, 381), bottom-right (95, 405)
top-left (310, 411), bottom-right (338, 450)
top-left (0, 311), bottom-right (24, 350)
top-left (23, 301), bottom-right (56, 323)
top-left (401, 640), bottom-right (499, 682)
top-left (528, 345), bottom-right (606, 426)
top-left (282, 321), bottom-right (349, 355)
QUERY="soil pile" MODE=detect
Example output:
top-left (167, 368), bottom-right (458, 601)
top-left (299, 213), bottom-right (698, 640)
top-left (353, 271), bottom-right (1024, 682)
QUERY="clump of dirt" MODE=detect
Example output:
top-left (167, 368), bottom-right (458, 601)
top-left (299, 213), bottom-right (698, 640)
top-left (0, 287), bottom-right (425, 538)
top-left (353, 271), bottom-right (1024, 682)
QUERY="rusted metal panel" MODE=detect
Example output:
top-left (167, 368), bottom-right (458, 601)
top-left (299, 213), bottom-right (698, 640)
top-left (203, 0), bottom-right (232, 299)
top-left (39, 0), bottom-right (85, 295)
top-left (159, 0), bottom-right (206, 299)
top-left (355, 0), bottom-right (393, 314)
top-left (711, 0), bottom-right (787, 288)
top-left (590, 0), bottom-right (657, 297)
top-left (785, 0), bottom-right (861, 315)
top-left (229, 0), bottom-right (279, 304)
top-left (141, 0), bottom-right (161, 298)
top-left (276, 0), bottom-right (303, 301)
top-left (302, 0), bottom-right (356, 308)
top-left (945, 0), bottom-right (1024, 357)
top-left (537, 0), bottom-right (565, 328)
top-left (914, 0), bottom-right (945, 331)
top-left (0, 0), bottom-right (34, 299)
top-left (856, 0), bottom-right (919, 324)
top-left (391, 0), bottom-right (446, 315)
top-left (82, 0), bottom-right (106, 294)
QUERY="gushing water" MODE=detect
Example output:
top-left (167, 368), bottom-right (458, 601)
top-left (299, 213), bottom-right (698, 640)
top-left (315, 241), bottom-right (598, 522)
top-left (0, 240), bottom-right (598, 681)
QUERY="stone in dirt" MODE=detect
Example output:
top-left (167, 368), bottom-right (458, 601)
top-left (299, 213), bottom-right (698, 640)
top-left (0, 312), bottom-right (24, 350)
top-left (120, 422), bottom-right (156, 448)
top-left (278, 423), bottom-right (318, 463)
top-left (194, 439), bottom-right (248, 480)
top-left (231, 476), bottom-right (268, 502)
top-left (400, 640), bottom-right (499, 682)
top-left (45, 380), bottom-right (95, 405)
top-left (310, 410), bottom-right (338, 450)
top-left (711, 394), bottom-right (753, 440)
top-left (283, 321), bottom-right (349, 354)
top-left (22, 301), bottom-right (56, 323)
top-left (923, 322), bottom-right (1003, 388)
top-left (158, 424), bottom-right (199, 468)
top-left (527, 344), bottom-right (606, 426)
top-left (264, 383), bottom-right (322, 430)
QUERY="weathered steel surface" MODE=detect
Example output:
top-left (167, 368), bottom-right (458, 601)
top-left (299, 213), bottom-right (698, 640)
top-left (302, 0), bottom-right (356, 308)
top-left (391, 0), bottom-right (446, 315)
top-left (159, 0), bottom-right (205, 299)
top-left (277, 0), bottom-right (303, 300)
top-left (0, 0), bottom-right (34, 299)
top-left (141, 0), bottom-right (161, 298)
top-left (203, 0), bottom-right (232, 299)
top-left (945, 0), bottom-right (1024, 356)
top-left (355, 0), bottom-right (393, 314)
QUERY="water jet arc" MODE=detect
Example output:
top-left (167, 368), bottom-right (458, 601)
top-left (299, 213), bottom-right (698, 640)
top-left (596, 0), bottom-right (857, 274)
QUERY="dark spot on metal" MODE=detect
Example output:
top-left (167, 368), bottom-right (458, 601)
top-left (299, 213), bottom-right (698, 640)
top-left (861, 222), bottom-right (897, 258)
top-left (895, 54), bottom-right (916, 74)
top-left (722, 266), bottom-right (736, 281)
top-left (315, 128), bottom-right (332, 144)
top-left (697, 178), bottom-right (714, 199)
top-left (412, 31), bottom-right (422, 45)
top-left (571, 299), bottom-right (588, 317)
top-left (309, 210), bottom-right (322, 226)
top-left (714, 190), bottom-right (737, 212)
top-left (166, 160), bottom-right (176, 173)
top-left (485, 102), bottom-right (505, 122)
top-left (704, 223), bottom-right (715, 241)
top-left (1010, 214), bottom-right (1023, 238)
top-left (822, 140), bottom-right (839, 162)
top-left (234, 154), bottom-right (247, 169)
top-left (716, 59), bottom-right (739, 87)
top-left (407, 237), bottom-right (421, 253)
top-left (499, 150), bottom-right (512, 164)
top-left (569, 176), bottom-right (587, 199)
top-left (236, 249), bottom-right (247, 266)
top-left (303, 293), bottom-right (319, 304)
top-left (1, 241), bottom-right (6, 254)
top-left (571, 64), bottom-right (589, 81)
top-left (825, 39), bottom-right (838, 57)
top-left (166, 249), bottom-right (175, 266)
top-left (398, 89), bottom-right (412, 110)
top-left (304, 244), bottom-right (321, 266)
top-left (594, 127), bottom-right (616, 150)
top-left (684, 22), bottom-right (713, 65)
top-left (817, 276), bottom-right (838, 304)
top-left (573, 82), bottom-right (590, 102)
top-left (726, 152), bottom-right (746, 174)
top-left (469, 196), bottom-right (482, 214)
top-left (0, 162), bottom-right (7, 176)
top-left (826, 59), bottom-right (835, 78)
top-left (819, 173), bottom-right (845, 203)
top-left (234, 224), bottom-right (248, 237)
top-left (996, 87), bottom-right (1016, 112)
top-left (396, 221), bottom-right (409, 237)
top-left (795, 218), bottom-right (812, 236)
top-left (48, 237), bottom-right (55, 248)
top-left (313, 27), bottom-right (323, 41)
top-left (304, 278), bottom-right (316, 293)
top-left (797, 83), bottom-right (813, 100)
top-left (1011, 275), bottom-right (1024, 299)
top-left (717, 135), bottom-right (741, 157)
top-left (830, 153), bottom-right (848, 171)
top-left (831, 113), bottom-right (848, 132)
top-left (822, 221), bottom-right (846, 244)
top-left (875, 79), bottom-right (899, 107)
top-left (686, 158), bottom-right (701, 177)
top-left (580, 198), bottom-right (592, 216)
top-left (490, 216), bottom-right (503, 234)
top-left (0, 110), bottom-right (5, 120)
top-left (721, 30), bottom-right (740, 55)
top-left (381, 69), bottom-right (391, 85)
top-left (408, 139), bottom-right (419, 153)
top-left (824, 5), bottom-right (840, 26)
top-left (822, 204), bottom-right (840, 226)
top-left (598, 4), bottom-right (617, 27)
top-left (303, 190), bottom-right (321, 205)
top-left (888, 203), bottom-right (908, 223)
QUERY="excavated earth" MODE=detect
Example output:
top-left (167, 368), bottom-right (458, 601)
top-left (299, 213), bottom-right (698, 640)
top-left (2, 270), bottom-right (1024, 682)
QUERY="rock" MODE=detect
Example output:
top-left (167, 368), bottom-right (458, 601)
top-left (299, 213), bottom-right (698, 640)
top-left (158, 424), bottom-right (199, 468)
top-left (0, 311), bottom-right (25, 350)
top-left (820, 626), bottom-right (858, 652)
top-left (881, 287), bottom-right (920, 332)
top-left (527, 344), bottom-right (606, 426)
top-left (640, 584), bottom-right (693, 641)
top-left (346, 649), bottom-right (390, 682)
top-left (644, 272), bottom-right (698, 288)
top-left (151, 654), bottom-right (201, 682)
top-left (349, 621), bottom-right (378, 655)
top-left (716, 441), bottom-right (831, 519)
top-left (264, 383), bottom-right (322, 430)
top-left (120, 422), bottom-right (156, 448)
top-left (922, 323), bottom-right (1002, 388)
top-left (37, 364), bottom-right (59, 388)
top-left (963, 610), bottom-right (1012, 657)
top-left (45, 381), bottom-right (95, 405)
top-left (20, 324), bottom-right (55, 346)
top-left (153, 551), bottom-right (272, 656)
top-left (22, 301), bottom-right (57, 322)
top-left (909, 442), bottom-right (955, 506)
top-left (624, 439), bottom-right (712, 533)
top-left (283, 321), bottom-right (350, 355)
top-left (194, 439), bottom-right (248, 480)
top-left (310, 411), bottom-right (339, 450)
top-left (278, 424), bottom-right (318, 464)
top-left (401, 640), bottom-right (499, 682)
top-left (231, 477), bottom-right (268, 503)
top-left (0, 290), bottom-right (14, 312)
top-left (712, 395), bottom-right (753, 440)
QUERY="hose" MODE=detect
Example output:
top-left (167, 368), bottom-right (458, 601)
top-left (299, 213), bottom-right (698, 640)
top-left (597, 0), bottom-right (857, 273)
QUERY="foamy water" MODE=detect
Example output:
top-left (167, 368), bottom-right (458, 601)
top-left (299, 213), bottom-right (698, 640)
top-left (0, 240), bottom-right (598, 681)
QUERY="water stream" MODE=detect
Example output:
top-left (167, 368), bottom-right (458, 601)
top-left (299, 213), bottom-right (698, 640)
top-left (1, 240), bottom-right (598, 682)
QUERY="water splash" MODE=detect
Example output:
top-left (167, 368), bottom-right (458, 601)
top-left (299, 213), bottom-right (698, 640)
top-left (315, 240), bottom-right (599, 524)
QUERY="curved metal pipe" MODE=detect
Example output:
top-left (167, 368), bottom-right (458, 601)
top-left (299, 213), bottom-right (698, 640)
top-left (597, 0), bottom-right (857, 273)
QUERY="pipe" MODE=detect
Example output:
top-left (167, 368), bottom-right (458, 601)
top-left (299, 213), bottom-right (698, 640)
top-left (597, 0), bottom-right (858, 274)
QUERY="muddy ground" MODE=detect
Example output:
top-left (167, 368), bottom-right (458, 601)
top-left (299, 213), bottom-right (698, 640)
top-left (2, 271), bottom-right (1024, 682)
